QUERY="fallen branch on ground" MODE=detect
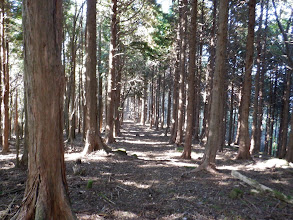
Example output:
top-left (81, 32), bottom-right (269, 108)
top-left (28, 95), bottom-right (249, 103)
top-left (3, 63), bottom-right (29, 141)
top-left (231, 170), bottom-right (293, 205)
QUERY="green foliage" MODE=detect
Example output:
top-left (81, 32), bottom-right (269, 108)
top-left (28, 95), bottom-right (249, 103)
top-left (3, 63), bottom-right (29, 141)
top-left (229, 188), bottom-right (244, 199)
top-left (86, 180), bottom-right (94, 189)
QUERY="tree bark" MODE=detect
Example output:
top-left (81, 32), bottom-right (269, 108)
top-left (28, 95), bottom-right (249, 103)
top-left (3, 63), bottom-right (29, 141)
top-left (201, 0), bottom-right (217, 142)
top-left (236, 0), bottom-right (256, 160)
top-left (15, 1), bottom-right (75, 218)
top-left (3, 40), bottom-right (9, 153)
top-left (105, 0), bottom-right (117, 143)
top-left (286, 110), bottom-right (293, 162)
top-left (83, 0), bottom-right (110, 154)
top-left (277, 71), bottom-right (290, 158)
top-left (175, 0), bottom-right (187, 145)
top-left (198, 0), bottom-right (229, 170)
top-left (97, 22), bottom-right (103, 133)
top-left (250, 0), bottom-right (264, 154)
top-left (182, 0), bottom-right (197, 159)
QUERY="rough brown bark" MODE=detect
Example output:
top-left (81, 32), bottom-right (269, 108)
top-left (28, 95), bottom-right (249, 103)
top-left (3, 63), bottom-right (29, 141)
top-left (14, 1), bottom-right (75, 219)
top-left (236, 0), bottom-right (256, 160)
top-left (286, 110), bottom-right (293, 162)
top-left (105, 0), bottom-right (117, 143)
top-left (175, 0), bottom-right (187, 145)
top-left (198, 0), bottom-right (229, 170)
top-left (182, 0), bottom-right (197, 159)
top-left (141, 76), bottom-right (147, 125)
top-left (277, 71), bottom-right (291, 158)
top-left (201, 0), bottom-right (217, 142)
top-left (160, 71), bottom-right (165, 129)
top-left (0, 0), bottom-right (3, 148)
top-left (97, 23), bottom-right (103, 133)
top-left (169, 8), bottom-right (181, 144)
top-left (83, 0), bottom-right (110, 154)
top-left (250, 0), bottom-right (264, 154)
top-left (2, 40), bottom-right (9, 153)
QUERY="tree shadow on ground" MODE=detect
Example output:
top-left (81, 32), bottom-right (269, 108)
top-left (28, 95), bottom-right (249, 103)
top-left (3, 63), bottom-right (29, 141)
top-left (0, 121), bottom-right (293, 219)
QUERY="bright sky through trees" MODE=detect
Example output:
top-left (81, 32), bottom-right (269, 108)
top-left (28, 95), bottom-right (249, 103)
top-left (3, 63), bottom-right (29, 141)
top-left (156, 0), bottom-right (172, 13)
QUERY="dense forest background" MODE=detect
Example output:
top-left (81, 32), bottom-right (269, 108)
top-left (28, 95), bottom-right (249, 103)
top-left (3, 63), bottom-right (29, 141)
top-left (0, 0), bottom-right (293, 219)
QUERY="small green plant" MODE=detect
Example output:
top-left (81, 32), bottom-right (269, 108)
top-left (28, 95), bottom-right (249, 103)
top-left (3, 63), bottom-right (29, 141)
top-left (273, 190), bottom-right (286, 201)
top-left (132, 154), bottom-right (138, 158)
top-left (87, 180), bottom-right (94, 189)
top-left (229, 188), bottom-right (244, 199)
top-left (176, 147), bottom-right (183, 152)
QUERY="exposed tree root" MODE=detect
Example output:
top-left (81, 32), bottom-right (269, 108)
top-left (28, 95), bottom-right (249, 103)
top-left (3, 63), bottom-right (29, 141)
top-left (181, 162), bottom-right (218, 178)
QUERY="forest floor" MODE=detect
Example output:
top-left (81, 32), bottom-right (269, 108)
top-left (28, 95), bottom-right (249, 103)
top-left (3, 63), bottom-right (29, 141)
top-left (1, 121), bottom-right (293, 220)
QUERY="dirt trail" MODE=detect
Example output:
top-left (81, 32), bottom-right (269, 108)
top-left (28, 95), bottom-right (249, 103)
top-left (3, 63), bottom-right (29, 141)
top-left (1, 121), bottom-right (293, 219)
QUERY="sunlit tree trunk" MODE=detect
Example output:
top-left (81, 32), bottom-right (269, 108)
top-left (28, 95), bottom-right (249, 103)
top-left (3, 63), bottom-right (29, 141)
top-left (236, 0), bottom-right (256, 160)
top-left (201, 0), bottom-right (217, 142)
top-left (97, 22), bottom-right (103, 133)
top-left (83, 0), bottom-right (110, 154)
top-left (175, 0), bottom-right (187, 145)
top-left (3, 40), bottom-right (9, 153)
top-left (105, 0), bottom-right (117, 143)
top-left (277, 71), bottom-right (290, 158)
top-left (141, 76), bottom-right (147, 125)
top-left (15, 1), bottom-right (76, 218)
top-left (250, 0), bottom-right (264, 154)
top-left (286, 111), bottom-right (293, 162)
top-left (198, 0), bottom-right (229, 170)
top-left (182, 0), bottom-right (197, 159)
top-left (160, 71), bottom-right (165, 129)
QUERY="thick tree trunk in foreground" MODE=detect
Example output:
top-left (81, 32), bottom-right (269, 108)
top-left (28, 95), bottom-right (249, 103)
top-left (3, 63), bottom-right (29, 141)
top-left (83, 0), bottom-right (110, 154)
top-left (14, 1), bottom-right (75, 219)
top-left (198, 0), bottom-right (229, 170)
top-left (182, 0), bottom-right (197, 159)
top-left (236, 0), bottom-right (256, 160)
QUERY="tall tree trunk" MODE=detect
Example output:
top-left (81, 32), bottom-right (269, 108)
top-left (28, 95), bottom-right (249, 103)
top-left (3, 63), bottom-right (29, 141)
top-left (149, 70), bottom-right (154, 128)
top-left (0, 0), bottom-right (2, 148)
top-left (3, 40), bottom-right (9, 153)
top-left (175, 0), bottom-right (187, 145)
top-left (97, 22), bottom-right (103, 133)
top-left (198, 0), bottom-right (229, 170)
top-left (250, 0), bottom-right (264, 154)
top-left (201, 0), bottom-right (217, 142)
top-left (160, 70), bottom-right (165, 129)
top-left (182, 0), bottom-right (197, 159)
top-left (141, 76), bottom-right (147, 125)
top-left (277, 71), bottom-right (290, 158)
top-left (165, 84), bottom-right (172, 136)
top-left (169, 21), bottom-right (180, 144)
top-left (83, 0), bottom-right (110, 154)
top-left (254, 0), bottom-right (268, 154)
top-left (105, 0), bottom-right (117, 143)
top-left (286, 110), bottom-right (293, 162)
top-left (155, 73), bottom-right (161, 130)
top-left (15, 1), bottom-right (75, 218)
top-left (236, 0), bottom-right (256, 160)
top-left (228, 81), bottom-right (234, 146)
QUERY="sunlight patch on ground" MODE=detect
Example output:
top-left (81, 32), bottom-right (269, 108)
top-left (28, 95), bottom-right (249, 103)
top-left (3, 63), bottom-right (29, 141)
top-left (76, 213), bottom-right (104, 219)
top-left (121, 139), bottom-right (165, 145)
top-left (217, 158), bottom-right (293, 172)
top-left (0, 153), bottom-right (16, 161)
top-left (64, 152), bottom-right (83, 161)
top-left (118, 179), bottom-right (157, 189)
top-left (112, 210), bottom-right (139, 219)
